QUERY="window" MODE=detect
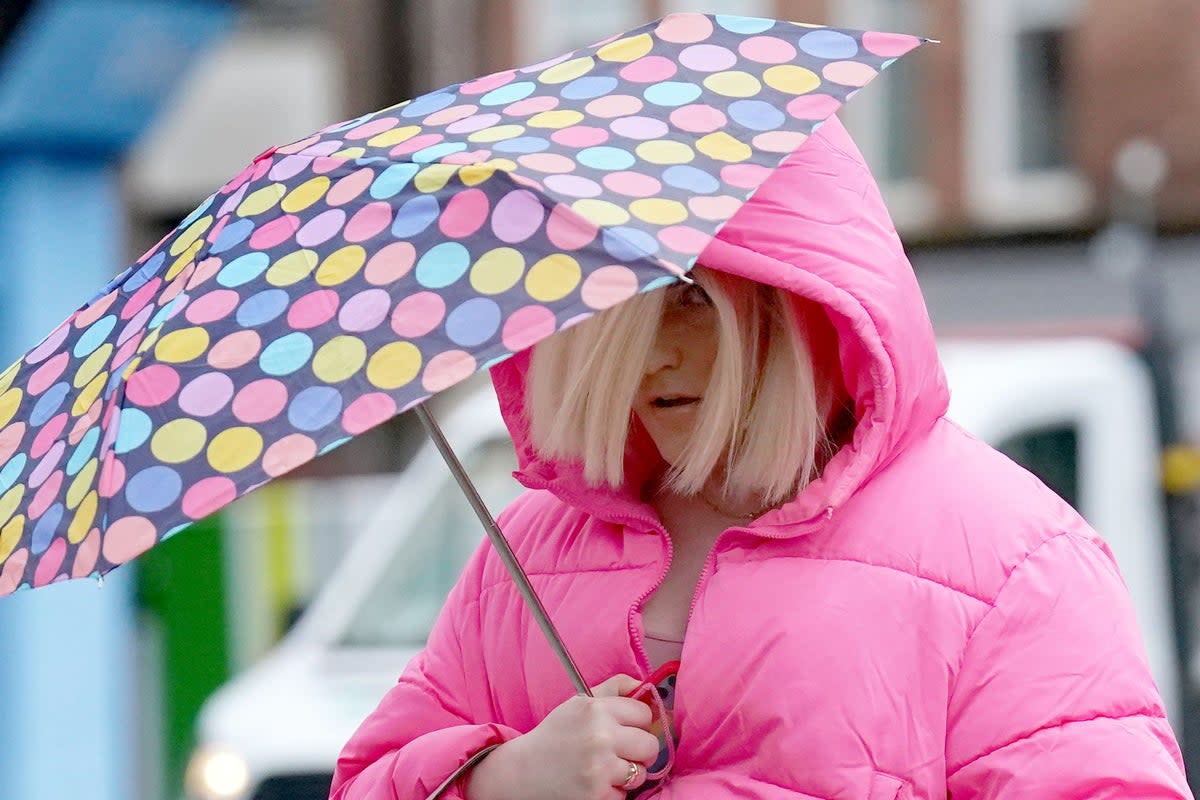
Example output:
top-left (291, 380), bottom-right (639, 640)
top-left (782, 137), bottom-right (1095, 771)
top-left (833, 0), bottom-right (938, 232)
top-left (964, 0), bottom-right (1091, 228)
top-left (338, 438), bottom-right (523, 648)
top-left (996, 425), bottom-right (1080, 511)
top-left (518, 0), bottom-right (646, 62)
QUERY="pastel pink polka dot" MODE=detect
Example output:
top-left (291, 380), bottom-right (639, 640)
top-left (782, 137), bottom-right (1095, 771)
top-left (721, 163), bottom-right (773, 189)
top-left (0, 549), bottom-right (27, 595)
top-left (339, 288), bottom-right (392, 332)
top-left (276, 134), bottom-right (319, 155)
top-left (125, 364), bottom-right (180, 407)
top-left (342, 393), bottom-right (397, 435)
top-left (263, 434), bottom-right (318, 477)
top-left (517, 153), bottom-right (577, 174)
top-left (327, 167), bottom-right (376, 206)
top-left (460, 69), bottom-right (517, 95)
top-left (863, 31), bottom-right (923, 58)
top-left (102, 515), bottom-right (158, 564)
top-left (205, 216), bottom-right (229, 245)
top-left (34, 537), bottom-right (67, 587)
top-left (29, 441), bottom-right (64, 488)
top-left (551, 126), bottom-right (609, 148)
top-left (440, 149), bottom-right (492, 165)
top-left (76, 290), bottom-right (117, 327)
top-left (30, 413), bottom-right (67, 460)
top-left (0, 422), bottom-right (26, 465)
top-left (422, 103), bottom-right (478, 126)
top-left (365, 241), bottom-right (416, 285)
top-left (111, 334), bottom-right (143, 371)
top-left (753, 130), bottom-right (809, 153)
top-left (188, 257), bottom-right (224, 289)
top-left (786, 93), bottom-right (842, 120)
top-left (661, 225), bottom-right (714, 255)
top-left (182, 477), bottom-right (238, 520)
top-left (689, 194), bottom-right (743, 221)
top-left (504, 96), bottom-right (559, 116)
top-left (739, 36), bottom-right (797, 64)
top-left (71, 529), bottom-right (100, 578)
top-left (656, 12), bottom-right (713, 44)
top-left (313, 155), bottom-right (346, 174)
top-left (546, 204), bottom-right (599, 250)
top-left (288, 289), bottom-right (340, 329)
top-left (620, 56), bottom-right (678, 83)
top-left (602, 171), bottom-right (663, 198)
top-left (344, 202), bottom-right (395, 243)
top-left (98, 456), bottom-right (126, 499)
top-left (439, 188), bottom-right (491, 238)
top-left (670, 104), bottom-right (727, 133)
top-left (185, 289), bottom-right (241, 325)
top-left (249, 215), bottom-right (302, 250)
top-left (233, 378), bottom-right (289, 423)
top-left (29, 471), bottom-right (64, 520)
top-left (421, 350), bottom-right (477, 393)
top-left (822, 60), bottom-right (878, 87)
top-left (392, 291), bottom-right (446, 338)
top-left (389, 133), bottom-right (446, 157)
top-left (345, 116), bottom-right (400, 141)
top-left (208, 330), bottom-right (263, 370)
top-left (26, 321), bottom-right (69, 365)
top-left (581, 265), bottom-right (639, 310)
top-left (67, 403), bottom-right (98, 445)
top-left (28, 352), bottom-right (68, 396)
top-left (585, 94), bottom-right (643, 119)
top-left (502, 305), bottom-right (557, 352)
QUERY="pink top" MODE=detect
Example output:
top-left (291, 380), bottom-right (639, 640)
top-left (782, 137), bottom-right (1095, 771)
top-left (643, 631), bottom-right (684, 667)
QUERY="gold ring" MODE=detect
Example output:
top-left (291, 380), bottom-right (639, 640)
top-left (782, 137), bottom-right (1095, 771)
top-left (621, 760), bottom-right (641, 789)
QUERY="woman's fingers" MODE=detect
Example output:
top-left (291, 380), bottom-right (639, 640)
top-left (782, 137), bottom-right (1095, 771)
top-left (591, 673), bottom-right (643, 698)
top-left (613, 724), bottom-right (661, 764)
top-left (598, 695), bottom-right (654, 729)
top-left (611, 758), bottom-right (647, 791)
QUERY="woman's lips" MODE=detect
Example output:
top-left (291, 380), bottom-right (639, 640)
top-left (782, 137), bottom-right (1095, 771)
top-left (650, 396), bottom-right (700, 409)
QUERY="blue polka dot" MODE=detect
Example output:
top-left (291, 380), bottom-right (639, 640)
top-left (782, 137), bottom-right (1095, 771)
top-left (73, 315), bottom-right (117, 358)
top-left (210, 218), bottom-right (255, 254)
top-left (371, 163), bottom-right (421, 199)
top-left (576, 146), bottom-right (637, 171)
top-left (798, 29), bottom-right (859, 59)
top-left (178, 195), bottom-right (215, 229)
top-left (123, 253), bottom-right (164, 292)
top-left (319, 435), bottom-right (353, 456)
top-left (494, 136), bottom-right (551, 154)
top-left (29, 382), bottom-right (69, 426)
top-left (125, 466), bottom-right (183, 513)
top-left (236, 288), bottom-right (290, 327)
top-left (400, 92), bottom-right (457, 117)
top-left (603, 227), bottom-right (660, 262)
top-left (114, 408), bottom-right (153, 454)
top-left (260, 332), bottom-right (315, 377)
top-left (643, 82), bottom-right (703, 108)
top-left (728, 99), bottom-right (786, 131)
top-left (412, 142), bottom-right (468, 164)
top-left (31, 504), bottom-right (64, 554)
top-left (561, 76), bottom-right (619, 100)
top-left (148, 296), bottom-right (186, 330)
top-left (643, 275), bottom-right (679, 293)
top-left (715, 15), bottom-right (775, 34)
top-left (445, 298), bottom-right (502, 347)
top-left (415, 242), bottom-right (471, 289)
top-left (0, 453), bottom-right (26, 495)
top-left (66, 428), bottom-right (100, 476)
top-left (391, 195), bottom-right (441, 238)
top-left (479, 81), bottom-right (537, 106)
top-left (287, 386), bottom-right (343, 432)
top-left (662, 165), bottom-right (721, 193)
top-left (161, 522), bottom-right (190, 542)
top-left (217, 252), bottom-right (272, 288)
top-left (326, 112), bottom-right (374, 133)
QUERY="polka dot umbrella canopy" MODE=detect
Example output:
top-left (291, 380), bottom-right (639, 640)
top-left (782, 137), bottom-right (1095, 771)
top-left (0, 13), bottom-right (927, 596)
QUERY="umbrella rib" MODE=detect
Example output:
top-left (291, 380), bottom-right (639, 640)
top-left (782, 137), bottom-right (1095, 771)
top-left (414, 403), bottom-right (593, 697)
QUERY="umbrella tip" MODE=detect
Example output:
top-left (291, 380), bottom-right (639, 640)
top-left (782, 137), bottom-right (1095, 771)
top-left (923, 37), bottom-right (942, 44)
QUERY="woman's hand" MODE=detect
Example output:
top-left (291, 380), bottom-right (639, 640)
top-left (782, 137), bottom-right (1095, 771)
top-left (465, 674), bottom-right (660, 800)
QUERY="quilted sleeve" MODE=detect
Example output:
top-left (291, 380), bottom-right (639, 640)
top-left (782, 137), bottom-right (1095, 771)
top-left (329, 539), bottom-right (521, 800)
top-left (945, 530), bottom-right (1193, 799)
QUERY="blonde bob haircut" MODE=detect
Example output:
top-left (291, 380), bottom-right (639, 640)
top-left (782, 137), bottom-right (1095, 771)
top-left (526, 267), bottom-right (838, 507)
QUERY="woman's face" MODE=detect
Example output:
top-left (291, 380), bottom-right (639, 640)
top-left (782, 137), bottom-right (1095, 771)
top-left (634, 282), bottom-right (719, 466)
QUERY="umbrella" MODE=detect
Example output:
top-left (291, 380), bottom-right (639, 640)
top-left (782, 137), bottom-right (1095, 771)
top-left (0, 12), bottom-right (926, 692)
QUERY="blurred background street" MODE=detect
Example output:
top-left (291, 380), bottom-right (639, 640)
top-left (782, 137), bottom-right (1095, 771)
top-left (1, 1), bottom-right (1199, 799)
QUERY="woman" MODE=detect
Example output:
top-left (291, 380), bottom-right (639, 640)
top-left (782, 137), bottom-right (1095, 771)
top-left (330, 117), bottom-right (1192, 799)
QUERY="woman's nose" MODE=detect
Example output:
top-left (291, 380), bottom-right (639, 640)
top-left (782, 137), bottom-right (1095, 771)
top-left (644, 336), bottom-right (682, 374)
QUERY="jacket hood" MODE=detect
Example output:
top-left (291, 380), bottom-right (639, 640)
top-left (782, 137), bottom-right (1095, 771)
top-left (490, 116), bottom-right (949, 533)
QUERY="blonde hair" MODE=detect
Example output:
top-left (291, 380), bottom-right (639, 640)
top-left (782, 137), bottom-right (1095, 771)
top-left (527, 267), bottom-right (836, 506)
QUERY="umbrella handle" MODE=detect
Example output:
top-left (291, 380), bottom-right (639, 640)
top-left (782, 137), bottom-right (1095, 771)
top-left (414, 403), bottom-right (593, 698)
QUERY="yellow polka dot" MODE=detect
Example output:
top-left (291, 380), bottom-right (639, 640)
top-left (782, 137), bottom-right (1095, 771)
top-left (312, 336), bottom-right (368, 383)
top-left (528, 110), bottom-right (585, 129)
top-left (414, 163), bottom-right (459, 193)
top-left (0, 387), bottom-right (22, 428)
top-left (0, 361), bottom-right (19, 395)
top-left (635, 140), bottom-right (695, 165)
top-left (459, 164), bottom-right (497, 186)
top-left (68, 492), bottom-right (96, 544)
top-left (207, 427), bottom-right (264, 473)
top-left (237, 183), bottom-right (286, 217)
top-left (266, 249), bottom-right (320, 286)
top-left (316, 246), bottom-right (367, 287)
top-left (73, 344), bottom-right (113, 389)
top-left (697, 132), bottom-right (752, 163)
top-left (367, 125), bottom-right (421, 148)
top-left (122, 355), bottom-right (144, 378)
top-left (331, 146), bottom-right (366, 160)
top-left (66, 459), bottom-right (98, 510)
top-left (155, 327), bottom-right (211, 364)
top-left (525, 254), bottom-right (581, 302)
top-left (703, 71), bottom-right (762, 98)
top-left (470, 247), bottom-right (525, 295)
top-left (0, 513), bottom-right (24, 561)
top-left (137, 331), bottom-right (160, 355)
top-left (367, 342), bottom-right (422, 390)
top-left (572, 199), bottom-right (630, 226)
top-left (167, 240), bottom-right (203, 280)
top-left (281, 177), bottom-right (331, 213)
top-left (151, 419), bottom-right (209, 464)
top-left (540, 56), bottom-right (595, 84)
top-left (169, 215), bottom-right (213, 257)
top-left (630, 198), bottom-right (688, 225)
top-left (0, 484), bottom-right (25, 532)
top-left (468, 124), bottom-right (526, 144)
top-left (597, 33), bottom-right (653, 62)
top-left (71, 372), bottom-right (107, 416)
top-left (763, 65), bottom-right (821, 95)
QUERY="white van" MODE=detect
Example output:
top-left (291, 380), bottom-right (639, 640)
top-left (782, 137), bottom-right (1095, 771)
top-left (182, 337), bottom-right (1182, 800)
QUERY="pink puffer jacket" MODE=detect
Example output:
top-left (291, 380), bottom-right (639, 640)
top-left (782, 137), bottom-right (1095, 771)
top-left (330, 117), bottom-right (1192, 799)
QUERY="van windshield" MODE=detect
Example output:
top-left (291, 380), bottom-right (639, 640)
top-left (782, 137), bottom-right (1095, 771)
top-left (338, 437), bottom-right (522, 648)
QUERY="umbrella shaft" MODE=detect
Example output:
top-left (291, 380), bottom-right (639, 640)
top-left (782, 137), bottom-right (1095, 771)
top-left (414, 404), bottom-right (592, 697)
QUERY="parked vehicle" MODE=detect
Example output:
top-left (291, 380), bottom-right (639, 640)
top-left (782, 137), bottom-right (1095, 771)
top-left (183, 337), bottom-right (1185, 800)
